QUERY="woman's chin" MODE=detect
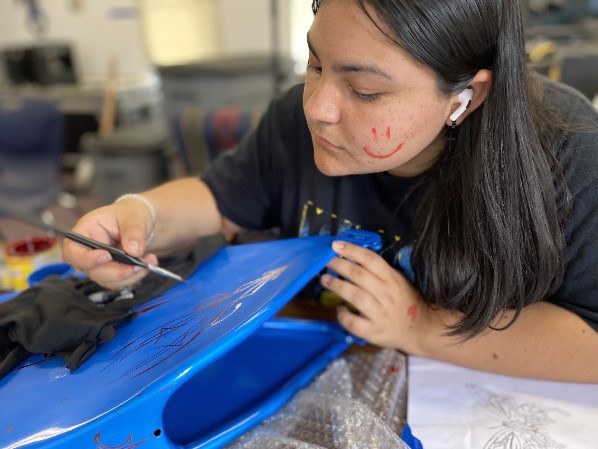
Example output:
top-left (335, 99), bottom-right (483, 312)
top-left (314, 155), bottom-right (346, 176)
top-left (314, 152), bottom-right (378, 177)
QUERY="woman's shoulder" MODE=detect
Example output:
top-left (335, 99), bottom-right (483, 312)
top-left (267, 83), bottom-right (306, 120)
top-left (259, 83), bottom-right (309, 141)
top-left (538, 75), bottom-right (598, 125)
top-left (536, 76), bottom-right (598, 195)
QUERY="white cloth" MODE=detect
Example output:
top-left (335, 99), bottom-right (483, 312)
top-left (408, 356), bottom-right (598, 449)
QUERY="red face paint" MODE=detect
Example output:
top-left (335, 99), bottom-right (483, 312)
top-left (407, 302), bottom-right (419, 322)
top-left (364, 144), bottom-right (404, 159)
top-left (364, 127), bottom-right (404, 159)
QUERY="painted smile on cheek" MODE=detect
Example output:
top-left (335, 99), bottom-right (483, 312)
top-left (364, 127), bottom-right (404, 159)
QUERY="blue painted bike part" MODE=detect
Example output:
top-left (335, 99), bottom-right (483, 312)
top-left (27, 262), bottom-right (75, 286)
top-left (401, 423), bottom-right (425, 449)
top-left (1, 230), bottom-right (381, 449)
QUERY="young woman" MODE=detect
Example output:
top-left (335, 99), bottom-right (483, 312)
top-left (63, 0), bottom-right (598, 382)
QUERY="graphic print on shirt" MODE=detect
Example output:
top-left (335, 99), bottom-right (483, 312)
top-left (298, 200), bottom-right (414, 279)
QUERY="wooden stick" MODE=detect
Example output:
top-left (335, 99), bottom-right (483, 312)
top-left (98, 55), bottom-right (118, 137)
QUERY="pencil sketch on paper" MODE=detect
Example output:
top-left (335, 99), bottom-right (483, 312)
top-left (465, 383), bottom-right (569, 449)
top-left (101, 265), bottom-right (289, 383)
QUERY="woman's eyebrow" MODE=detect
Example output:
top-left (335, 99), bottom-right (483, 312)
top-left (307, 33), bottom-right (395, 81)
top-left (334, 63), bottom-right (394, 81)
top-left (307, 33), bottom-right (320, 60)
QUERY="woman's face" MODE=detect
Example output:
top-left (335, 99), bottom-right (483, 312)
top-left (303, 0), bottom-right (453, 177)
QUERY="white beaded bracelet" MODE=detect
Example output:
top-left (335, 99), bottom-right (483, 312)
top-left (114, 193), bottom-right (156, 245)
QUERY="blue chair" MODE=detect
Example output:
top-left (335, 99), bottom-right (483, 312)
top-left (170, 106), bottom-right (262, 175)
top-left (0, 97), bottom-right (65, 212)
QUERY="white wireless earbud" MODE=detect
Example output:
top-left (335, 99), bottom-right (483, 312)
top-left (449, 88), bottom-right (473, 123)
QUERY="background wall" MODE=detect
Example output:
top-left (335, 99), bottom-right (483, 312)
top-left (0, 0), bottom-right (304, 85)
top-left (218, 0), bottom-right (291, 58)
top-left (0, 0), bottom-right (151, 84)
top-left (139, 0), bottom-right (221, 66)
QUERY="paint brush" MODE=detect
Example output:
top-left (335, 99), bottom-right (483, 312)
top-left (1, 205), bottom-right (185, 283)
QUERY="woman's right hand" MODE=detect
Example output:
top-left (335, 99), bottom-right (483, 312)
top-left (62, 199), bottom-right (158, 290)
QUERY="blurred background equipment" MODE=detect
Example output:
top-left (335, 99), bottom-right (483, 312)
top-left (79, 122), bottom-right (174, 204)
top-left (20, 0), bottom-right (48, 37)
top-left (158, 55), bottom-right (294, 114)
top-left (0, 96), bottom-right (65, 212)
top-left (525, 0), bottom-right (598, 101)
top-left (0, 43), bottom-right (77, 86)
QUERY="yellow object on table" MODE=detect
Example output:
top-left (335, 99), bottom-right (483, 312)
top-left (5, 236), bottom-right (60, 290)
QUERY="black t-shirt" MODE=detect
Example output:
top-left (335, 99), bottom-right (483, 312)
top-left (203, 80), bottom-right (598, 330)
top-left (545, 81), bottom-right (598, 329)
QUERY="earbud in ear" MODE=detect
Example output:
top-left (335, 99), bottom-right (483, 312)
top-left (449, 88), bottom-right (473, 123)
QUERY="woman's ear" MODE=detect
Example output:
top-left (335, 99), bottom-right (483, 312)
top-left (445, 69), bottom-right (493, 126)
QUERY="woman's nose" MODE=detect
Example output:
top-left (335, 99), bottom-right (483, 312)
top-left (304, 79), bottom-right (341, 124)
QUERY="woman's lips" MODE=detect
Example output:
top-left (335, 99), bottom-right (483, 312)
top-left (314, 134), bottom-right (404, 159)
top-left (314, 134), bottom-right (344, 152)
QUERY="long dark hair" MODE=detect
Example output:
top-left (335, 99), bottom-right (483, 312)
top-left (312, 0), bottom-right (568, 337)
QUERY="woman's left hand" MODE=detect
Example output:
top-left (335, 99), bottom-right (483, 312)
top-left (320, 240), bottom-right (428, 353)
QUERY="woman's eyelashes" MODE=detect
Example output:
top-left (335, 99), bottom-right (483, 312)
top-left (306, 61), bottom-right (322, 74)
top-left (350, 87), bottom-right (383, 102)
top-left (306, 60), bottom-right (383, 102)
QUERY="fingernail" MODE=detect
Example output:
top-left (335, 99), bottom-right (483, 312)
top-left (321, 274), bottom-right (331, 286)
top-left (97, 253), bottom-right (112, 264)
top-left (128, 241), bottom-right (139, 254)
top-left (332, 241), bottom-right (345, 252)
top-left (133, 265), bottom-right (143, 273)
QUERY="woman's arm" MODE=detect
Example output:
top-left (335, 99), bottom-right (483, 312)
top-left (136, 177), bottom-right (242, 254)
top-left (322, 240), bottom-right (598, 383)
top-left (417, 300), bottom-right (598, 382)
top-left (62, 177), bottom-right (242, 290)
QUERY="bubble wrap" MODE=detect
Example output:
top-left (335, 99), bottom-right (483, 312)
top-left (227, 348), bottom-right (408, 449)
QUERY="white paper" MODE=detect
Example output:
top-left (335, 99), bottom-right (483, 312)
top-left (407, 356), bottom-right (598, 449)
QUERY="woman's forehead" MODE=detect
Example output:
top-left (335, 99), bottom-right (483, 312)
top-left (310, 2), bottom-right (397, 58)
top-left (309, 1), bottom-right (436, 84)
